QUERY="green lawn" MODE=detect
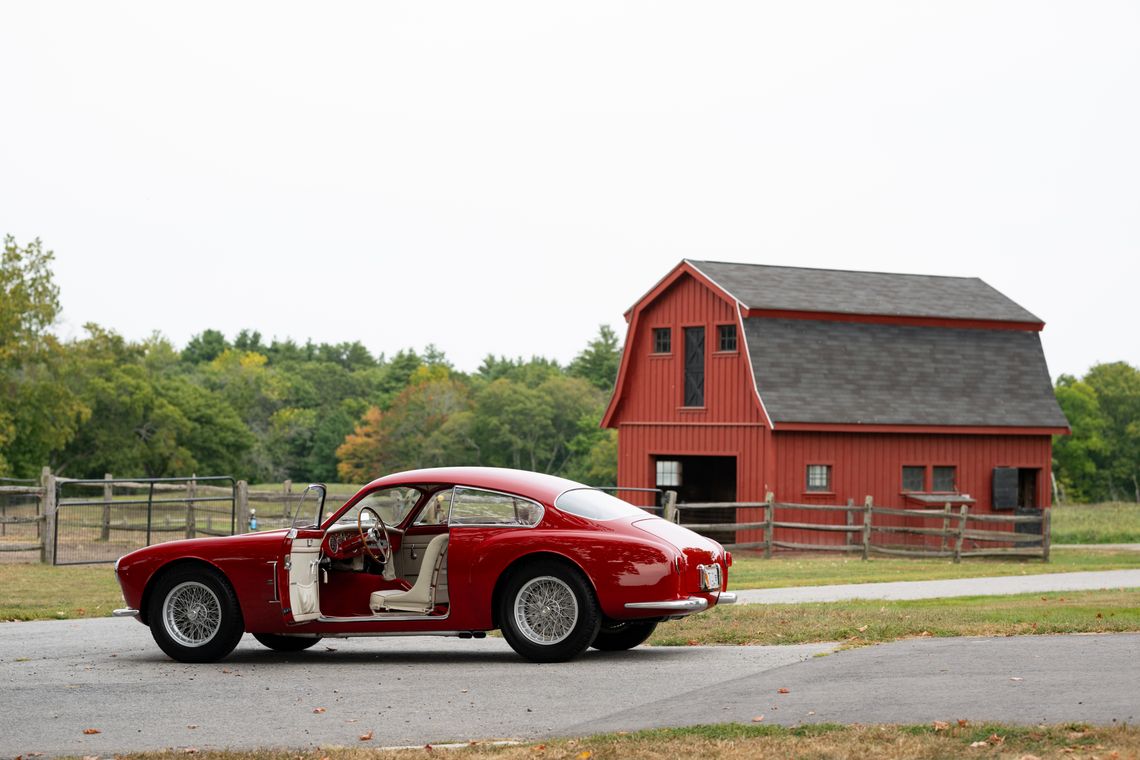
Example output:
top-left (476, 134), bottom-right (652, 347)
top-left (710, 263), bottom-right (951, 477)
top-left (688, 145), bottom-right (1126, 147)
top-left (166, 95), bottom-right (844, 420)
top-left (727, 548), bottom-right (1140, 589)
top-left (1051, 501), bottom-right (1140, 544)
top-left (650, 588), bottom-right (1140, 646)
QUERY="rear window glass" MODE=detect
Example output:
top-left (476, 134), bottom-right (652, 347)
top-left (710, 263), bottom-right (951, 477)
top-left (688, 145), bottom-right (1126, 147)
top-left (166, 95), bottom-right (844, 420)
top-left (554, 489), bottom-right (648, 521)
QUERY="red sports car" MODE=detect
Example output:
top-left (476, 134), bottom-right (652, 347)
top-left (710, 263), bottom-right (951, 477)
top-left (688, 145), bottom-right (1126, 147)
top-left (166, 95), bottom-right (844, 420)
top-left (113, 467), bottom-right (736, 663)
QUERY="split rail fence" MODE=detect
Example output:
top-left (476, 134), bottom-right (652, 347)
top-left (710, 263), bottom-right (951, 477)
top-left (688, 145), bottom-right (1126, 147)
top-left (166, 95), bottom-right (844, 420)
top-left (665, 493), bottom-right (1051, 562)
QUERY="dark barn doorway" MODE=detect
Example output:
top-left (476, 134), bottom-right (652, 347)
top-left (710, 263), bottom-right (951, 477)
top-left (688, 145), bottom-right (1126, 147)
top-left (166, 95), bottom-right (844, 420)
top-left (655, 455), bottom-right (737, 545)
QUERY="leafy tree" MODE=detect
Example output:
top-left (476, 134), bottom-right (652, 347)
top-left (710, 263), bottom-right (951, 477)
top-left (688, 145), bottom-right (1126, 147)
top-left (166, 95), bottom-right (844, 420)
top-left (1053, 375), bottom-right (1108, 502)
top-left (1083, 362), bottom-right (1140, 502)
top-left (568, 324), bottom-right (622, 392)
top-left (182, 329), bottom-right (230, 364)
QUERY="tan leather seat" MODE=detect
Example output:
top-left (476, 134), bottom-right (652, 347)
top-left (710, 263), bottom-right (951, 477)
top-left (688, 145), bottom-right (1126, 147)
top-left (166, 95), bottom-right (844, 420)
top-left (369, 533), bottom-right (449, 614)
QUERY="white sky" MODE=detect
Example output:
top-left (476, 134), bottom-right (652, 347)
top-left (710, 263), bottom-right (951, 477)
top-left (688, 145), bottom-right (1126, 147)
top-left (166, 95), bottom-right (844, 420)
top-left (2, 2), bottom-right (1137, 378)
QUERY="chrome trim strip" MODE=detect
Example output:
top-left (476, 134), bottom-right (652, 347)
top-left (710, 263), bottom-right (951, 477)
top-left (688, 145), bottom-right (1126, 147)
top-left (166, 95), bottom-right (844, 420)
top-left (317, 630), bottom-right (477, 639)
top-left (112, 608), bottom-right (140, 617)
top-left (624, 597), bottom-right (708, 612)
top-left (717, 592), bottom-right (738, 605)
top-left (317, 610), bottom-right (451, 624)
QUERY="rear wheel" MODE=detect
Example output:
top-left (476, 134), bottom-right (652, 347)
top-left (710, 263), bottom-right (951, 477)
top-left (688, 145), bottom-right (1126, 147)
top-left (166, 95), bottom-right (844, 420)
top-left (148, 566), bottom-right (244, 663)
top-left (591, 620), bottom-right (657, 651)
top-left (499, 560), bottom-right (600, 663)
top-left (253, 633), bottom-right (322, 652)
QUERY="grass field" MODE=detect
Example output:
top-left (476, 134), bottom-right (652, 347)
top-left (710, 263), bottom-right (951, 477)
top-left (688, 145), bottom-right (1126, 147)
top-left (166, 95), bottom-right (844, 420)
top-left (1052, 501), bottom-right (1140, 543)
top-left (649, 588), bottom-right (1140, 646)
top-left (70, 723), bottom-right (1140, 760)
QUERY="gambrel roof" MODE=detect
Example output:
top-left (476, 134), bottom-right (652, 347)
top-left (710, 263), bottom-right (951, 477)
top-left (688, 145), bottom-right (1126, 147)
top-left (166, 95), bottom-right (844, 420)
top-left (688, 260), bottom-right (1043, 324)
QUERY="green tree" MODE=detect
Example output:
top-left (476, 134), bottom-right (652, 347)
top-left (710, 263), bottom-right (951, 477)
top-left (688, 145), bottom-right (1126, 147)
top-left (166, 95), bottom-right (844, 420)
top-left (1053, 375), bottom-right (1108, 502)
top-left (568, 324), bottom-right (622, 392)
top-left (1084, 362), bottom-right (1140, 502)
top-left (182, 329), bottom-right (230, 364)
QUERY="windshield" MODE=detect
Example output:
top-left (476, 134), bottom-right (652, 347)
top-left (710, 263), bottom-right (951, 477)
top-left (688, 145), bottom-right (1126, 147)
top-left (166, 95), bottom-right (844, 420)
top-left (554, 488), bottom-right (649, 521)
top-left (290, 484), bottom-right (326, 529)
top-left (333, 486), bottom-right (423, 528)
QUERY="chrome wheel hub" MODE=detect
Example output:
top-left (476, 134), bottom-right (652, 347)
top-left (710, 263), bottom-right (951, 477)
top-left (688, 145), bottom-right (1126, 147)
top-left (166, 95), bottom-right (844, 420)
top-left (162, 581), bottom-right (222, 648)
top-left (513, 576), bottom-right (578, 645)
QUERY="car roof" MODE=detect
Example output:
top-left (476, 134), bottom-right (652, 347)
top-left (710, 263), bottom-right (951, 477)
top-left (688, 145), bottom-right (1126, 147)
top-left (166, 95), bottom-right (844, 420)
top-left (363, 467), bottom-right (586, 504)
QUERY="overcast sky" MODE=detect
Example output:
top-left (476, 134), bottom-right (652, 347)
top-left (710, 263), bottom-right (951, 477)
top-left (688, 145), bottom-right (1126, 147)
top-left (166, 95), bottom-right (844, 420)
top-left (2, 2), bottom-right (1137, 378)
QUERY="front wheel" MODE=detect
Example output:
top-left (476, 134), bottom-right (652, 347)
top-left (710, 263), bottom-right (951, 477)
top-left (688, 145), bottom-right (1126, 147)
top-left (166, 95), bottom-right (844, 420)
top-left (148, 566), bottom-right (244, 663)
top-left (498, 560), bottom-right (600, 663)
top-left (591, 620), bottom-right (657, 651)
top-left (253, 633), bottom-right (322, 652)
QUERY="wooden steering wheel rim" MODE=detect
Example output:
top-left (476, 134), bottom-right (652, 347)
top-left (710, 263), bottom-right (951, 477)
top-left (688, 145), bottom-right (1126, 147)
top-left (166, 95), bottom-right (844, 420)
top-left (357, 506), bottom-right (391, 564)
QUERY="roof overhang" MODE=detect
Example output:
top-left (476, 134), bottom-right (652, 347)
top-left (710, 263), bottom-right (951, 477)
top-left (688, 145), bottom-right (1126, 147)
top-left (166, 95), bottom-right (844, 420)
top-left (772, 422), bottom-right (1070, 436)
top-left (743, 308), bottom-right (1044, 332)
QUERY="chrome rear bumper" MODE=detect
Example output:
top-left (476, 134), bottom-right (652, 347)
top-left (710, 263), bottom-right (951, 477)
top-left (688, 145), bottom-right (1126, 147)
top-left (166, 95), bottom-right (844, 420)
top-left (718, 592), bottom-right (738, 605)
top-left (112, 608), bottom-right (140, 618)
top-left (625, 597), bottom-right (708, 612)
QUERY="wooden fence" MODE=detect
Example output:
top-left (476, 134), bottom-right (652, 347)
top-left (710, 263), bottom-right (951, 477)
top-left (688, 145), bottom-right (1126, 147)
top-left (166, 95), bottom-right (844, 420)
top-left (668, 493), bottom-right (1051, 562)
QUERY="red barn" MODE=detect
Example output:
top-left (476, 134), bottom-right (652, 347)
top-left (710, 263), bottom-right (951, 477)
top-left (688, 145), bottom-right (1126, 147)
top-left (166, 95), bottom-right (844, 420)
top-left (602, 260), bottom-right (1069, 546)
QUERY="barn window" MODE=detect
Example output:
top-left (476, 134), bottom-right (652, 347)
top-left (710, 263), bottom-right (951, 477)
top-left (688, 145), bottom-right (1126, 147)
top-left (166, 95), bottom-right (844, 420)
top-left (717, 324), bottom-right (737, 352)
top-left (652, 327), bottom-right (671, 354)
top-left (655, 459), bottom-right (682, 487)
top-left (806, 464), bottom-right (831, 492)
top-left (683, 326), bottom-right (705, 406)
top-left (933, 466), bottom-right (957, 492)
top-left (902, 466), bottom-right (925, 491)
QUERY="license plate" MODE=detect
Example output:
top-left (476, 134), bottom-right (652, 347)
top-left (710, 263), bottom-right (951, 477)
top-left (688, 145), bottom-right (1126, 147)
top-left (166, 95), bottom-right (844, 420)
top-left (698, 563), bottom-right (721, 592)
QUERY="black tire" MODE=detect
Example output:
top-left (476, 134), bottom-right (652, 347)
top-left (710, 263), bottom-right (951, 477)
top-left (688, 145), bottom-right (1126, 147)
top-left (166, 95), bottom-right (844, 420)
top-left (591, 620), bottom-right (658, 651)
top-left (498, 559), bottom-right (600, 663)
top-left (147, 565), bottom-right (244, 663)
top-left (253, 633), bottom-right (322, 652)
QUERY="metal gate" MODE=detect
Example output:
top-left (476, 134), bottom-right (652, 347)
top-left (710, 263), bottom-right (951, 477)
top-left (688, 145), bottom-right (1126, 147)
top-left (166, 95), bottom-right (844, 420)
top-left (54, 476), bottom-right (236, 565)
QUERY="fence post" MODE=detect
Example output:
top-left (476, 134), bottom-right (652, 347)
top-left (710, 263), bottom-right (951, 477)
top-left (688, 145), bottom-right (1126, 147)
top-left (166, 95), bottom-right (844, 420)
top-left (861, 496), bottom-right (873, 560)
top-left (100, 473), bottom-right (112, 542)
top-left (662, 489), bottom-right (678, 523)
top-left (764, 492), bottom-right (775, 559)
top-left (1042, 508), bottom-right (1052, 562)
top-left (282, 479), bottom-right (293, 520)
top-left (236, 480), bottom-right (250, 534)
top-left (940, 502), bottom-right (951, 555)
top-left (185, 475), bottom-right (197, 540)
top-left (846, 498), bottom-right (855, 547)
top-left (41, 467), bottom-right (57, 565)
top-left (953, 504), bottom-right (968, 563)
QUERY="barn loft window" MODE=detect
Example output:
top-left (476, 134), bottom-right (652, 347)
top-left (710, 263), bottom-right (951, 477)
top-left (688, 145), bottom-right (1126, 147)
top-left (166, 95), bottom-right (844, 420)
top-left (933, 466), bottom-right (957, 492)
top-left (683, 326), bottom-right (705, 406)
top-left (806, 464), bottom-right (832, 492)
top-left (655, 459), bottom-right (682, 487)
top-left (652, 327), bottom-right (671, 354)
top-left (902, 466), bottom-right (925, 491)
top-left (717, 324), bottom-right (737, 352)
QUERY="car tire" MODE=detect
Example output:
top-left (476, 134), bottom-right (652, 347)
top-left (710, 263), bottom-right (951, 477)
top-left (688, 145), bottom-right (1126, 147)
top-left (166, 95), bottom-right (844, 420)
top-left (498, 560), bottom-right (600, 663)
top-left (253, 633), bottom-right (322, 652)
top-left (590, 620), bottom-right (657, 651)
top-left (148, 565), bottom-right (244, 663)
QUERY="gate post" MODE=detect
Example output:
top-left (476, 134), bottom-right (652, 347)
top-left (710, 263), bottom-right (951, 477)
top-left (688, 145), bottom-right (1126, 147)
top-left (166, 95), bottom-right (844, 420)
top-left (101, 473), bottom-right (112, 541)
top-left (764, 492), bottom-right (775, 559)
top-left (236, 481), bottom-right (250, 534)
top-left (1042, 508), bottom-right (1052, 562)
top-left (185, 475), bottom-right (197, 539)
top-left (41, 467), bottom-right (57, 565)
top-left (953, 505), bottom-right (969, 563)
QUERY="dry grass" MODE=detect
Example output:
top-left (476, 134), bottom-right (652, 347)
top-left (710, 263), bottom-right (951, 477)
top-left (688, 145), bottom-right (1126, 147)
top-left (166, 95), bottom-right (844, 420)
top-left (1052, 501), bottom-right (1140, 544)
top-left (80, 723), bottom-right (1140, 760)
top-left (0, 563), bottom-right (122, 620)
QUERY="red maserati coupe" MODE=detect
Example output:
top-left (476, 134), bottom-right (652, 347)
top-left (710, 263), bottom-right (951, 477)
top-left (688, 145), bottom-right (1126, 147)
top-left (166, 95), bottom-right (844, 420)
top-left (113, 467), bottom-right (736, 663)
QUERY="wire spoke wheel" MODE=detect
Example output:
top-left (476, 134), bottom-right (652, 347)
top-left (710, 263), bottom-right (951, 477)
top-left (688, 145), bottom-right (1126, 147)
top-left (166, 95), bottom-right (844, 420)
top-left (513, 575), bottom-right (579, 645)
top-left (162, 581), bottom-right (223, 647)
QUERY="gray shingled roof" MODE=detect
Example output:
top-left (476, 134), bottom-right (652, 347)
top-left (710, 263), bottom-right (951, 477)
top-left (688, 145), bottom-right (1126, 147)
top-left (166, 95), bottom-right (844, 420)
top-left (688, 260), bottom-right (1042, 323)
top-left (743, 318), bottom-right (1069, 427)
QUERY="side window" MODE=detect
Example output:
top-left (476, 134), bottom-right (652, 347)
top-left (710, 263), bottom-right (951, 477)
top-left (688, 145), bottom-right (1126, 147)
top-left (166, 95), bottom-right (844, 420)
top-left (414, 489), bottom-right (454, 526)
top-left (450, 487), bottom-right (544, 527)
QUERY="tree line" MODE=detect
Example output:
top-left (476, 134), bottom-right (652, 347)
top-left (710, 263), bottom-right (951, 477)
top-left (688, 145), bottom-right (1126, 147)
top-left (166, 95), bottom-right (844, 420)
top-left (0, 236), bottom-right (619, 485)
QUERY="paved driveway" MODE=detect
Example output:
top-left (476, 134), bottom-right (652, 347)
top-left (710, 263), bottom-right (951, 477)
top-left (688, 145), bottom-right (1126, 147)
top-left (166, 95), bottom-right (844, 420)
top-left (2, 618), bottom-right (1138, 757)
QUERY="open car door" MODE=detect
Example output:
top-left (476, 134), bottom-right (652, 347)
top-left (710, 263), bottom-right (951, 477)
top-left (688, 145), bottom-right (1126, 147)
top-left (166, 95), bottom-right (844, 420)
top-left (280, 484), bottom-right (326, 624)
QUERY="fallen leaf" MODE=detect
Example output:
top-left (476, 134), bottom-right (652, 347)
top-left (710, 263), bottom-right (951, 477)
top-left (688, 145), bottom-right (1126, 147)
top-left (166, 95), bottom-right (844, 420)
top-left (82, 728), bottom-right (101, 735)
top-left (313, 707), bottom-right (326, 714)
top-left (187, 725), bottom-right (198, 730)
top-left (221, 669), bottom-right (231, 674)
top-left (987, 733), bottom-right (1005, 745)
top-left (533, 745), bottom-right (546, 752)
top-left (686, 640), bottom-right (700, 646)
top-left (752, 715), bottom-right (765, 722)
top-left (460, 689), bottom-right (468, 694)
top-left (424, 744), bottom-right (433, 751)
top-left (932, 721), bottom-right (949, 732)
top-left (970, 741), bottom-right (988, 748)
top-left (576, 752), bottom-right (593, 760)
top-left (184, 748), bottom-right (198, 755)
top-left (807, 711), bottom-right (816, 716)
top-left (1097, 613), bottom-right (1104, 619)
top-left (857, 625), bottom-right (868, 632)
top-left (1019, 755), bottom-right (1041, 760)
top-left (1010, 677), bottom-right (1024, 682)
top-left (958, 719), bottom-right (969, 727)
top-left (778, 688), bottom-right (790, 694)
top-left (359, 731), bottom-right (373, 741)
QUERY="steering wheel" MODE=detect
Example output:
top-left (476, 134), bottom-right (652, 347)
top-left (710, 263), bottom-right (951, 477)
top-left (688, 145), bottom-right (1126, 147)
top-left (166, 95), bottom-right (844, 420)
top-left (357, 506), bottom-right (392, 564)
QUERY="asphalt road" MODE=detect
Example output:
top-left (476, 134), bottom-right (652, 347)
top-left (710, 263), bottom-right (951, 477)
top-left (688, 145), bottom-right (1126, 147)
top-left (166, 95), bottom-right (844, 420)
top-left (1, 619), bottom-right (1137, 757)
